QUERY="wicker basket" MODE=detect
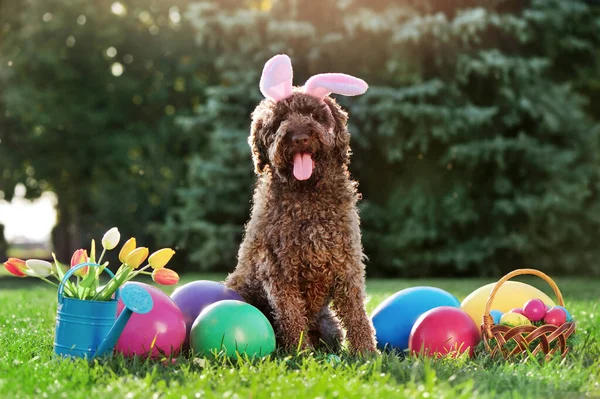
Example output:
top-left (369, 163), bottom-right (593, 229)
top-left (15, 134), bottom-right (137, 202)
top-left (482, 269), bottom-right (576, 361)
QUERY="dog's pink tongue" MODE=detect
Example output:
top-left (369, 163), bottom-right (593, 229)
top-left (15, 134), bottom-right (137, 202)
top-left (293, 153), bottom-right (313, 181)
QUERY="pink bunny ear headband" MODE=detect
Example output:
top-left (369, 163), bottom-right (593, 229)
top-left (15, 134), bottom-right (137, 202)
top-left (259, 54), bottom-right (368, 102)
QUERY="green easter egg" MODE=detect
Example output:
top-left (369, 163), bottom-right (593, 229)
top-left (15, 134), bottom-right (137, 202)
top-left (190, 300), bottom-right (276, 358)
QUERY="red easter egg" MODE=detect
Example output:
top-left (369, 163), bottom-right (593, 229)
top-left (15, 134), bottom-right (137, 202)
top-left (523, 299), bottom-right (547, 322)
top-left (409, 306), bottom-right (481, 358)
top-left (544, 307), bottom-right (567, 326)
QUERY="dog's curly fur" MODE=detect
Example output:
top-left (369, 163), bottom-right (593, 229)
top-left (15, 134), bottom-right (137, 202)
top-left (225, 89), bottom-right (377, 353)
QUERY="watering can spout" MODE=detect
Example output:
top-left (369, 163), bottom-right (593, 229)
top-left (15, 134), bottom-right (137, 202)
top-left (96, 284), bottom-right (154, 357)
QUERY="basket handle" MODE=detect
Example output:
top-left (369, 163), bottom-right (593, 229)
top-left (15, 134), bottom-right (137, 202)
top-left (58, 262), bottom-right (118, 303)
top-left (482, 268), bottom-right (565, 337)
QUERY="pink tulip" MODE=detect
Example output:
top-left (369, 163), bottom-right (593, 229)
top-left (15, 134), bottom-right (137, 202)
top-left (70, 249), bottom-right (89, 277)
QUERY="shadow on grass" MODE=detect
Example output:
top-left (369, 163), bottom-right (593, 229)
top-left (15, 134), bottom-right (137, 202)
top-left (0, 276), bottom-right (51, 290)
top-left (89, 347), bottom-right (391, 386)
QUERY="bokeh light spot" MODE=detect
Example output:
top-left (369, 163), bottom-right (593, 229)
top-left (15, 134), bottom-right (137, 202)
top-left (111, 62), bottom-right (124, 77)
top-left (106, 47), bottom-right (117, 58)
top-left (66, 36), bottom-right (76, 47)
top-left (111, 2), bottom-right (126, 16)
top-left (42, 13), bottom-right (53, 22)
top-left (174, 77), bottom-right (185, 92)
top-left (77, 15), bottom-right (87, 25)
top-left (139, 11), bottom-right (152, 24)
top-left (169, 7), bottom-right (181, 24)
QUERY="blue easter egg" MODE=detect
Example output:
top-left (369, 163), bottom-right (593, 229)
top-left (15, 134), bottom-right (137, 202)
top-left (490, 309), bottom-right (503, 324)
top-left (370, 286), bottom-right (460, 351)
top-left (553, 306), bottom-right (573, 322)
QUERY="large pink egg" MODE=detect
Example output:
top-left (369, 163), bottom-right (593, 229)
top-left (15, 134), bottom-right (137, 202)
top-left (409, 307), bottom-right (481, 358)
top-left (523, 299), bottom-right (547, 322)
top-left (115, 282), bottom-right (186, 358)
top-left (544, 307), bottom-right (567, 326)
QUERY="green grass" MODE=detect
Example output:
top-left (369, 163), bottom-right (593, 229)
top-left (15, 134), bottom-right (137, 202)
top-left (0, 274), bottom-right (598, 398)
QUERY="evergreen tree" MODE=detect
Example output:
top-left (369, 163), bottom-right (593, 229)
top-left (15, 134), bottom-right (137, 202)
top-left (160, 0), bottom-right (600, 276)
top-left (0, 0), bottom-right (204, 260)
top-left (355, 0), bottom-right (600, 276)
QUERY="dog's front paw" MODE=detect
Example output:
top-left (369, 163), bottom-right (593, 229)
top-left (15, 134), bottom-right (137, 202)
top-left (348, 339), bottom-right (377, 355)
top-left (346, 326), bottom-right (378, 355)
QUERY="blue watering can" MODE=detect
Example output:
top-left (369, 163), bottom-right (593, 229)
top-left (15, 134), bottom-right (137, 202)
top-left (53, 262), bottom-right (154, 359)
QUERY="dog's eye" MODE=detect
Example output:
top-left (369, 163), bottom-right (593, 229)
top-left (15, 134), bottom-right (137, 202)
top-left (310, 112), bottom-right (327, 127)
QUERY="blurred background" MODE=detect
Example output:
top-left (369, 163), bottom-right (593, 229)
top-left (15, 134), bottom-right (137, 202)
top-left (1, 0), bottom-right (600, 278)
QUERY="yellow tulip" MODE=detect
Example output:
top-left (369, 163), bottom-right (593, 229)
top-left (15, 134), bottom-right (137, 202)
top-left (118, 237), bottom-right (136, 263)
top-left (148, 248), bottom-right (176, 269)
top-left (125, 247), bottom-right (149, 269)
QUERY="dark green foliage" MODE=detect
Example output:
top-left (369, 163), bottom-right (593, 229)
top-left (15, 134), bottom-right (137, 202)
top-left (1, 0), bottom-right (599, 275)
top-left (158, 0), bottom-right (600, 275)
top-left (354, 0), bottom-right (600, 276)
top-left (0, 0), bottom-right (203, 259)
top-left (0, 224), bottom-right (7, 261)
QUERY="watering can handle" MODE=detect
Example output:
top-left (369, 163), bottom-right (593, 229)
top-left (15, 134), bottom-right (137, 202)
top-left (57, 262), bottom-right (119, 303)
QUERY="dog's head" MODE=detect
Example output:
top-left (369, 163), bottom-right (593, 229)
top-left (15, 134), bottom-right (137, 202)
top-left (249, 54), bottom-right (368, 182)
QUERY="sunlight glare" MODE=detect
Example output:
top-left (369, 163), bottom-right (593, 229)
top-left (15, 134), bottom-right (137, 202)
top-left (169, 7), bottom-right (181, 24)
top-left (0, 185), bottom-right (57, 243)
top-left (111, 62), bottom-right (124, 77)
top-left (111, 2), bottom-right (126, 16)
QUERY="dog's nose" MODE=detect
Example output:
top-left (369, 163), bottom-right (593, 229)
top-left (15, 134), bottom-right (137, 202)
top-left (291, 133), bottom-right (309, 146)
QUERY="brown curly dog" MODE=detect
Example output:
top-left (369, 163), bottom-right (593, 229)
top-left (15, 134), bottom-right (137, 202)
top-left (225, 55), bottom-right (376, 354)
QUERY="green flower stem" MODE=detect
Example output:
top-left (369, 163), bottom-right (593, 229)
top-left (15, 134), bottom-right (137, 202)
top-left (39, 276), bottom-right (60, 288)
top-left (92, 264), bottom-right (152, 301)
top-left (88, 261), bottom-right (110, 300)
top-left (129, 264), bottom-right (152, 279)
top-left (66, 280), bottom-right (77, 298)
top-left (63, 286), bottom-right (76, 298)
top-left (75, 275), bottom-right (80, 298)
top-left (101, 264), bottom-right (151, 297)
top-left (97, 248), bottom-right (106, 265)
top-left (91, 270), bottom-right (122, 301)
top-left (48, 271), bottom-right (75, 298)
top-left (92, 265), bottom-right (132, 301)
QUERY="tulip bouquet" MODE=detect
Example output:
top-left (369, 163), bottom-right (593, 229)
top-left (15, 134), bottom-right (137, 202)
top-left (3, 227), bottom-right (180, 301)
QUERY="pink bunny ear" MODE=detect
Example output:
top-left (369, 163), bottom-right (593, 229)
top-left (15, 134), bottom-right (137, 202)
top-left (303, 73), bottom-right (368, 100)
top-left (259, 54), bottom-right (294, 102)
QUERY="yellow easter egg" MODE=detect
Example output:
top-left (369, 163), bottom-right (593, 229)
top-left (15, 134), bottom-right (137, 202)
top-left (460, 281), bottom-right (555, 327)
top-left (499, 312), bottom-right (532, 327)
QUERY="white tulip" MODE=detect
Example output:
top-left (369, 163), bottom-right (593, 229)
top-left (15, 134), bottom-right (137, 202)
top-left (25, 259), bottom-right (53, 278)
top-left (101, 227), bottom-right (121, 250)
